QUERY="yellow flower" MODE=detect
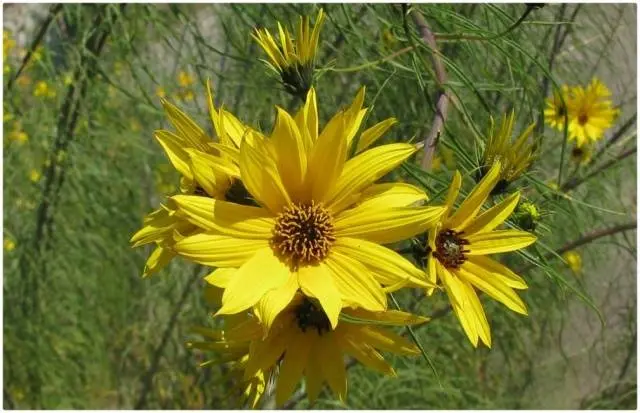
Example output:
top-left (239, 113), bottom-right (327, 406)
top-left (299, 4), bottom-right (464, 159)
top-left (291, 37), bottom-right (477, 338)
top-left (63, 72), bottom-right (73, 86)
top-left (34, 80), bottom-right (56, 98)
top-left (156, 86), bottom-right (166, 98)
top-left (29, 169), bottom-right (41, 182)
top-left (568, 78), bottom-right (619, 147)
top-left (253, 9), bottom-right (325, 98)
top-left (16, 74), bottom-right (31, 87)
top-left (570, 143), bottom-right (593, 165)
top-left (170, 86), bottom-right (443, 331)
top-left (4, 30), bottom-right (16, 56)
top-left (130, 81), bottom-right (256, 277)
top-left (8, 123), bottom-right (28, 145)
top-left (4, 237), bottom-right (16, 251)
top-left (480, 111), bottom-right (536, 193)
top-left (178, 89), bottom-right (195, 102)
top-left (178, 71), bottom-right (194, 88)
top-left (544, 85), bottom-right (571, 131)
top-left (514, 201), bottom-right (541, 232)
top-left (191, 293), bottom-right (428, 406)
top-left (424, 162), bottom-right (537, 347)
top-left (562, 250), bottom-right (582, 275)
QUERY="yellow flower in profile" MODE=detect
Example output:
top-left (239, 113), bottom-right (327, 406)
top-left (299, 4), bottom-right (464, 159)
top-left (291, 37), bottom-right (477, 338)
top-left (29, 169), bottom-right (41, 182)
top-left (562, 250), bottom-right (582, 275)
top-left (192, 293), bottom-right (428, 406)
top-left (544, 85), bottom-right (571, 131)
top-left (4, 237), bottom-right (16, 252)
top-left (34, 81), bottom-right (56, 98)
top-left (570, 143), bottom-right (593, 166)
top-left (424, 162), bottom-right (537, 347)
top-left (253, 9), bottom-right (325, 98)
top-left (171, 86), bottom-right (443, 331)
top-left (568, 78), bottom-right (619, 147)
top-left (178, 71), bottom-right (194, 88)
top-left (130, 81), bottom-right (256, 277)
top-left (479, 111), bottom-right (536, 194)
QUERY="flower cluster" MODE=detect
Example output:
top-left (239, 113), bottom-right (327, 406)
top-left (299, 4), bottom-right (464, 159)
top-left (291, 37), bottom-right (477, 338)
top-left (131, 8), bottom-right (541, 408)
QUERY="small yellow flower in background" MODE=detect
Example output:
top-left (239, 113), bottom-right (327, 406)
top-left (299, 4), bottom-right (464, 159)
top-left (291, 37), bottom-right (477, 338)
top-left (177, 71), bottom-right (194, 88)
top-left (56, 150), bottom-right (67, 163)
top-left (178, 89), bottom-right (195, 102)
top-left (156, 86), bottom-right (166, 98)
top-left (3, 111), bottom-right (14, 123)
top-left (562, 250), bottom-right (582, 275)
top-left (7, 122), bottom-right (28, 145)
top-left (514, 200), bottom-right (541, 232)
top-left (29, 169), bottom-right (41, 183)
top-left (544, 85), bottom-right (571, 131)
top-left (4, 237), bottom-right (16, 252)
top-left (253, 9), bottom-right (325, 98)
top-left (570, 143), bottom-right (593, 165)
top-left (63, 72), bottom-right (73, 86)
top-left (380, 27), bottom-right (397, 49)
top-left (424, 161), bottom-right (537, 348)
top-left (34, 81), bottom-right (56, 98)
top-left (3, 30), bottom-right (16, 57)
top-left (16, 74), bottom-right (31, 87)
top-left (479, 110), bottom-right (536, 194)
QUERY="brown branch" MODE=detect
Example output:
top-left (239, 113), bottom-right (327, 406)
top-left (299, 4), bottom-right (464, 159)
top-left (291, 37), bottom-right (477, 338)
top-left (561, 146), bottom-right (637, 192)
top-left (409, 9), bottom-right (450, 171)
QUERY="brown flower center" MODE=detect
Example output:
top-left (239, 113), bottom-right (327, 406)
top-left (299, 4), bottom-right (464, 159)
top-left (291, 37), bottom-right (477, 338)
top-left (271, 202), bottom-right (335, 268)
top-left (556, 104), bottom-right (566, 118)
top-left (578, 113), bottom-right (589, 125)
top-left (433, 229), bottom-right (470, 269)
top-left (294, 297), bottom-right (331, 335)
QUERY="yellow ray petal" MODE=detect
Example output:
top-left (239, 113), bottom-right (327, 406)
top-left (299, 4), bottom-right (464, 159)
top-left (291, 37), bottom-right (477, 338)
top-left (467, 255), bottom-right (528, 290)
top-left (297, 264), bottom-right (342, 329)
top-left (204, 267), bottom-right (236, 288)
top-left (271, 107), bottom-right (308, 199)
top-left (456, 264), bottom-right (527, 315)
top-left (155, 130), bottom-right (194, 179)
top-left (446, 161), bottom-right (501, 230)
top-left (344, 308), bottom-right (430, 326)
top-left (245, 326), bottom-right (291, 379)
top-left (334, 204), bottom-right (445, 245)
top-left (460, 191), bottom-right (520, 235)
top-left (173, 233), bottom-right (268, 267)
top-left (354, 326), bottom-right (419, 355)
top-left (305, 342), bottom-right (325, 404)
top-left (240, 133), bottom-right (291, 214)
top-left (443, 171), bottom-right (462, 219)
top-left (357, 182), bottom-right (428, 209)
top-left (160, 98), bottom-right (209, 152)
top-left (332, 237), bottom-right (432, 288)
top-left (322, 254), bottom-right (387, 312)
top-left (355, 117), bottom-right (397, 153)
top-left (130, 207), bottom-right (176, 247)
top-left (171, 195), bottom-right (274, 239)
top-left (466, 230), bottom-right (537, 255)
top-left (325, 143), bottom-right (419, 214)
top-left (341, 336), bottom-right (395, 376)
top-left (276, 329), bottom-right (312, 407)
top-left (318, 334), bottom-right (347, 402)
top-left (437, 263), bottom-right (479, 347)
top-left (308, 115), bottom-right (348, 202)
top-left (143, 245), bottom-right (175, 277)
top-left (458, 277), bottom-right (492, 347)
top-left (218, 248), bottom-right (292, 315)
top-left (255, 275), bottom-right (299, 333)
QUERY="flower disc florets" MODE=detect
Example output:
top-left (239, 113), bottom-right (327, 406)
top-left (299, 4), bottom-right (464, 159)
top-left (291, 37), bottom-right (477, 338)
top-left (294, 297), bottom-right (331, 335)
top-left (433, 229), bottom-right (470, 269)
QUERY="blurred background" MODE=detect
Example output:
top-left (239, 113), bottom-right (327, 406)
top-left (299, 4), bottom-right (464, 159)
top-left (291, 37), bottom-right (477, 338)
top-left (2, 3), bottom-right (637, 409)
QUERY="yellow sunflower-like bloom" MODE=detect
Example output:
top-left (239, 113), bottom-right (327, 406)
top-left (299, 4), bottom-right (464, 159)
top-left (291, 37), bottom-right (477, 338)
top-left (170, 86), bottom-right (445, 331)
top-left (192, 293), bottom-right (428, 407)
top-left (424, 162), bottom-right (537, 347)
top-left (570, 143), bottom-right (593, 165)
top-left (480, 110), bottom-right (536, 193)
top-left (253, 9), bottom-right (325, 98)
top-left (568, 78), bottom-right (619, 147)
top-left (130, 81), bottom-right (255, 276)
top-left (562, 250), bottom-right (582, 275)
top-left (544, 85), bottom-right (572, 131)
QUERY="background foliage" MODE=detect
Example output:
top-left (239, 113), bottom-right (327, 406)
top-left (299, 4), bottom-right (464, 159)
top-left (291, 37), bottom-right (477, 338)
top-left (3, 3), bottom-right (636, 409)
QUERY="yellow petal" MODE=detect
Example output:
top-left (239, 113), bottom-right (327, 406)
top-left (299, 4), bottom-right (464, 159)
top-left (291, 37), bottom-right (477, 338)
top-left (458, 278), bottom-right (492, 347)
top-left (355, 117), bottom-right (397, 153)
top-left (317, 334), bottom-right (347, 402)
top-left (240, 133), bottom-right (291, 214)
top-left (220, 109), bottom-right (252, 149)
top-left (467, 255), bottom-right (528, 290)
top-left (271, 107), bottom-right (308, 198)
top-left (437, 263), bottom-right (479, 347)
top-left (460, 191), bottom-right (520, 235)
top-left (308, 115), bottom-right (348, 202)
top-left (244, 326), bottom-right (291, 379)
top-left (155, 130), bottom-right (194, 179)
top-left (341, 335), bottom-right (395, 376)
top-left (344, 308), bottom-right (430, 326)
top-left (255, 275), bottom-right (299, 333)
top-left (325, 143), bottom-right (419, 214)
top-left (161, 98), bottom-right (210, 152)
top-left (323, 254), bottom-right (387, 312)
top-left (466, 230), bottom-right (537, 255)
top-left (173, 233), bottom-right (268, 267)
top-left (332, 237), bottom-right (432, 288)
top-left (354, 326), bottom-right (418, 355)
top-left (455, 263), bottom-right (527, 315)
top-left (425, 252), bottom-right (438, 296)
top-left (305, 344), bottom-right (324, 404)
top-left (204, 267), bottom-right (236, 288)
top-left (130, 207), bottom-right (176, 247)
top-left (171, 195), bottom-right (273, 239)
top-left (276, 329), bottom-right (312, 407)
top-left (446, 161), bottom-right (501, 230)
top-left (357, 182), bottom-right (428, 209)
top-left (443, 171), bottom-right (462, 220)
top-left (297, 264), bottom-right (342, 329)
top-left (218, 248), bottom-right (291, 315)
top-left (143, 245), bottom-right (175, 277)
top-left (334, 204), bottom-right (445, 245)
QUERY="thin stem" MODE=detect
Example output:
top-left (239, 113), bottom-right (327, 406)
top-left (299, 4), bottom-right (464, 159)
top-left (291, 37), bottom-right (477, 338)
top-left (561, 146), bottom-right (637, 192)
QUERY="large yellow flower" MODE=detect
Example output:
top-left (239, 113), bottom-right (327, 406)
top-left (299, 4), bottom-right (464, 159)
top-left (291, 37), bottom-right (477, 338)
top-left (130, 82), bottom-right (254, 276)
top-left (191, 293), bottom-right (428, 407)
top-left (253, 9), bottom-right (325, 98)
top-left (425, 162), bottom-right (537, 347)
top-left (171, 87), bottom-right (445, 331)
top-left (567, 78), bottom-right (619, 147)
top-left (479, 110), bottom-right (536, 194)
